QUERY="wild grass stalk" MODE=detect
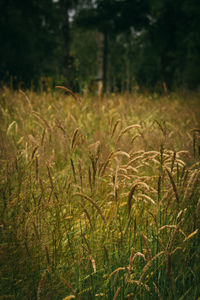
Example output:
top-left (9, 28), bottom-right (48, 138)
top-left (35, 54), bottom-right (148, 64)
top-left (1, 87), bottom-right (200, 299)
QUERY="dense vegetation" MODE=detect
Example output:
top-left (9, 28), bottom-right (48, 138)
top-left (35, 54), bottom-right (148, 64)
top-left (1, 0), bottom-right (200, 91)
top-left (0, 87), bottom-right (200, 299)
top-left (1, 1), bottom-right (200, 298)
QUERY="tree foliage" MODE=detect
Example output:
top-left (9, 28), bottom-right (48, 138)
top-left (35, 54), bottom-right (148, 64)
top-left (0, 0), bottom-right (60, 86)
top-left (0, 0), bottom-right (199, 90)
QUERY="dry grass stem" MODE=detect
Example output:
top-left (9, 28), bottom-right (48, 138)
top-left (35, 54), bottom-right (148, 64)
top-left (90, 255), bottom-right (97, 273)
top-left (167, 220), bottom-right (183, 251)
top-left (166, 168), bottom-right (179, 205)
top-left (19, 89), bottom-right (33, 110)
top-left (107, 267), bottom-right (126, 282)
top-left (60, 276), bottom-right (77, 298)
top-left (74, 192), bottom-right (106, 225)
top-left (183, 169), bottom-right (200, 201)
top-left (128, 184), bottom-right (137, 215)
top-left (71, 128), bottom-right (79, 152)
top-left (79, 202), bottom-right (93, 230)
top-left (113, 287), bottom-right (121, 300)
top-left (111, 119), bottom-right (121, 138)
top-left (116, 124), bottom-right (140, 144)
top-left (141, 232), bottom-right (152, 262)
top-left (139, 251), bottom-right (164, 284)
top-left (37, 271), bottom-right (47, 300)
top-left (153, 282), bottom-right (163, 300)
top-left (56, 85), bottom-right (81, 103)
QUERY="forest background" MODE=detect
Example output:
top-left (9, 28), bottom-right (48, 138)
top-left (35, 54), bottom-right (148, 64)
top-left (1, 0), bottom-right (200, 93)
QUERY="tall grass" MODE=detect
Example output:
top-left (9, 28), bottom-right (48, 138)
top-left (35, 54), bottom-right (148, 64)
top-left (0, 87), bottom-right (200, 299)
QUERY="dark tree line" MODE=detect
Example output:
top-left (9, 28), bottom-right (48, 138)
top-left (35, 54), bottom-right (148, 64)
top-left (0, 0), bottom-right (200, 91)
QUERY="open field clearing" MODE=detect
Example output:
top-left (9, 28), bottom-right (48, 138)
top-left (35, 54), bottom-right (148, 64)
top-left (0, 88), bottom-right (200, 299)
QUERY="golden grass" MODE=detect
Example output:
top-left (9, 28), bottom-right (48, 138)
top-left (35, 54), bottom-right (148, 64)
top-left (0, 87), bottom-right (200, 299)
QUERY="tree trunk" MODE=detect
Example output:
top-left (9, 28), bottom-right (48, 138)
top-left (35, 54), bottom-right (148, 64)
top-left (96, 30), bottom-right (108, 95)
top-left (103, 31), bottom-right (108, 94)
top-left (60, 0), bottom-right (73, 87)
top-left (96, 32), bottom-right (103, 97)
top-left (96, 32), bottom-right (103, 81)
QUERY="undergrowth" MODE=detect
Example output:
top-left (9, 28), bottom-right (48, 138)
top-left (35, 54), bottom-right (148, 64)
top-left (0, 87), bottom-right (200, 299)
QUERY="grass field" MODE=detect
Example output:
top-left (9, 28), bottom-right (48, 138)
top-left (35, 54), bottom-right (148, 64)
top-left (0, 87), bottom-right (200, 299)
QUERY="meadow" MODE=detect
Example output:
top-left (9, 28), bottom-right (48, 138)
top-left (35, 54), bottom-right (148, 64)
top-left (0, 87), bottom-right (200, 299)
